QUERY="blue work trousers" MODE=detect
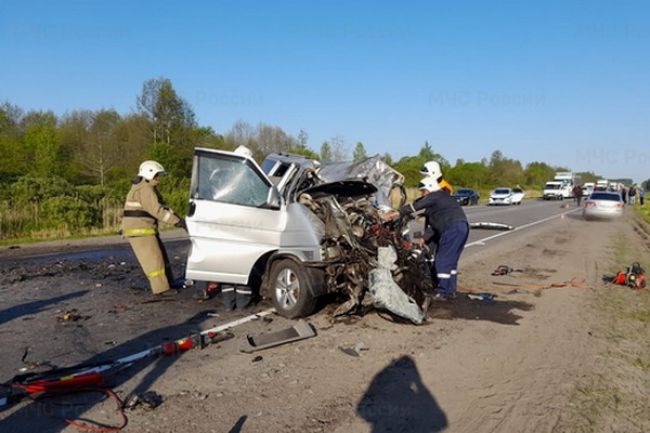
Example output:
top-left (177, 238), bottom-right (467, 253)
top-left (431, 221), bottom-right (469, 296)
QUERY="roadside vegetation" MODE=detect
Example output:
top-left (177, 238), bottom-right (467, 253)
top-left (632, 199), bottom-right (650, 224)
top-left (0, 77), bottom-right (643, 242)
top-left (555, 232), bottom-right (650, 432)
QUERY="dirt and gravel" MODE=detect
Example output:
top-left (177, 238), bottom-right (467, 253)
top-left (1, 212), bottom-right (649, 433)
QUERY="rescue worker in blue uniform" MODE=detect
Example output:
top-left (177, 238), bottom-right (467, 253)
top-left (399, 176), bottom-right (470, 301)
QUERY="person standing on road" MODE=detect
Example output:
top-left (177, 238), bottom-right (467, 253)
top-left (420, 160), bottom-right (454, 195)
top-left (572, 184), bottom-right (583, 206)
top-left (640, 187), bottom-right (645, 206)
top-left (121, 161), bottom-right (186, 295)
top-left (393, 176), bottom-right (469, 302)
top-left (629, 185), bottom-right (637, 205)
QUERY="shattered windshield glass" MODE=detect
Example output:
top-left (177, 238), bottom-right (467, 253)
top-left (196, 155), bottom-right (269, 207)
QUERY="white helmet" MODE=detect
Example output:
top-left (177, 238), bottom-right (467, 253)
top-left (234, 145), bottom-right (253, 159)
top-left (418, 176), bottom-right (441, 193)
top-left (420, 160), bottom-right (442, 179)
top-left (138, 160), bottom-right (166, 181)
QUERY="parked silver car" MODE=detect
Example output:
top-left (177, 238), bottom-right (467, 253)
top-left (184, 148), bottom-right (426, 319)
top-left (583, 191), bottom-right (625, 220)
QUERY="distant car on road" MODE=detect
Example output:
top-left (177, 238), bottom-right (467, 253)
top-left (488, 187), bottom-right (514, 206)
top-left (583, 191), bottom-right (625, 220)
top-left (511, 188), bottom-right (525, 205)
top-left (452, 188), bottom-right (480, 206)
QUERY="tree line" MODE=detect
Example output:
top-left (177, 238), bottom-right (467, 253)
top-left (0, 77), bottom-right (629, 240)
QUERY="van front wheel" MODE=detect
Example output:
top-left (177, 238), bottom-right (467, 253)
top-left (269, 259), bottom-right (317, 318)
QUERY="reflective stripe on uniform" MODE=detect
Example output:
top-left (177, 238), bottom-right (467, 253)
top-left (126, 201), bottom-right (142, 208)
top-left (221, 287), bottom-right (235, 292)
top-left (236, 288), bottom-right (252, 295)
top-left (147, 268), bottom-right (166, 279)
top-left (124, 228), bottom-right (156, 236)
top-left (451, 270), bottom-right (457, 275)
top-left (437, 273), bottom-right (452, 279)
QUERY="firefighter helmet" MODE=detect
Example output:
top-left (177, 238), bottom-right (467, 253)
top-left (418, 176), bottom-right (441, 192)
top-left (234, 145), bottom-right (253, 159)
top-left (138, 160), bottom-right (166, 181)
top-left (420, 161), bottom-right (442, 179)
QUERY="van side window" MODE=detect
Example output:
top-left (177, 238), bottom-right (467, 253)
top-left (197, 155), bottom-right (269, 207)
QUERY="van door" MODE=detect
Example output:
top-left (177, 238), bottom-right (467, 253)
top-left (185, 148), bottom-right (284, 284)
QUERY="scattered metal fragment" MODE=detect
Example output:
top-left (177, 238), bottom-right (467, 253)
top-left (338, 346), bottom-right (360, 357)
top-left (470, 222), bottom-right (513, 230)
top-left (242, 320), bottom-right (316, 353)
top-left (368, 246), bottom-right (426, 324)
top-left (467, 293), bottom-right (496, 302)
top-left (125, 391), bottom-right (163, 410)
top-left (338, 341), bottom-right (369, 357)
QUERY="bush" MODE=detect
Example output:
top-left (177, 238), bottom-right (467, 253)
top-left (41, 196), bottom-right (100, 231)
top-left (10, 175), bottom-right (74, 204)
top-left (75, 184), bottom-right (109, 203)
top-left (158, 175), bottom-right (190, 216)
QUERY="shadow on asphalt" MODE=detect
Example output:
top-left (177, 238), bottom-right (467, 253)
top-left (1, 310), bottom-right (216, 433)
top-left (427, 295), bottom-right (533, 325)
top-left (0, 290), bottom-right (89, 326)
top-left (358, 355), bottom-right (448, 433)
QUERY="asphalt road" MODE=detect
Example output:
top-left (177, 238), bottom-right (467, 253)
top-left (405, 198), bottom-right (582, 255)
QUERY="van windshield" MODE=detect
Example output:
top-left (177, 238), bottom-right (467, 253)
top-left (545, 183), bottom-right (561, 190)
top-left (197, 155), bottom-right (269, 207)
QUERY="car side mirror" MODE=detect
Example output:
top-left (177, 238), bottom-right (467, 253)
top-left (265, 185), bottom-right (282, 210)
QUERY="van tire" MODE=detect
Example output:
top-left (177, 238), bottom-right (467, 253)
top-left (269, 259), bottom-right (317, 318)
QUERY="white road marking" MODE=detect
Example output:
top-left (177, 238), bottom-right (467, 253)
top-left (465, 208), bottom-right (581, 248)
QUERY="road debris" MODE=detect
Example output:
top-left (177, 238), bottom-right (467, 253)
top-left (338, 342), bottom-right (369, 357)
top-left (242, 320), bottom-right (316, 353)
top-left (368, 246), bottom-right (426, 324)
top-left (125, 390), bottom-right (163, 410)
top-left (470, 222), bottom-right (514, 230)
top-left (20, 347), bottom-right (57, 372)
top-left (467, 293), bottom-right (496, 302)
top-left (56, 309), bottom-right (91, 322)
top-left (491, 265), bottom-right (523, 276)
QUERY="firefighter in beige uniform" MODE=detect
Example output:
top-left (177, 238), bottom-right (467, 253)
top-left (121, 161), bottom-right (184, 295)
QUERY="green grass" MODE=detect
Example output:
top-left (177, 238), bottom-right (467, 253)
top-left (632, 201), bottom-right (650, 224)
top-left (0, 228), bottom-right (121, 246)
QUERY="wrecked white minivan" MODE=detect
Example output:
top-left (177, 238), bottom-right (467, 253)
top-left (184, 148), bottom-right (431, 322)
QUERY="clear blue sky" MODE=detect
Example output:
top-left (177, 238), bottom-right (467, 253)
top-left (1, 0), bottom-right (649, 182)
